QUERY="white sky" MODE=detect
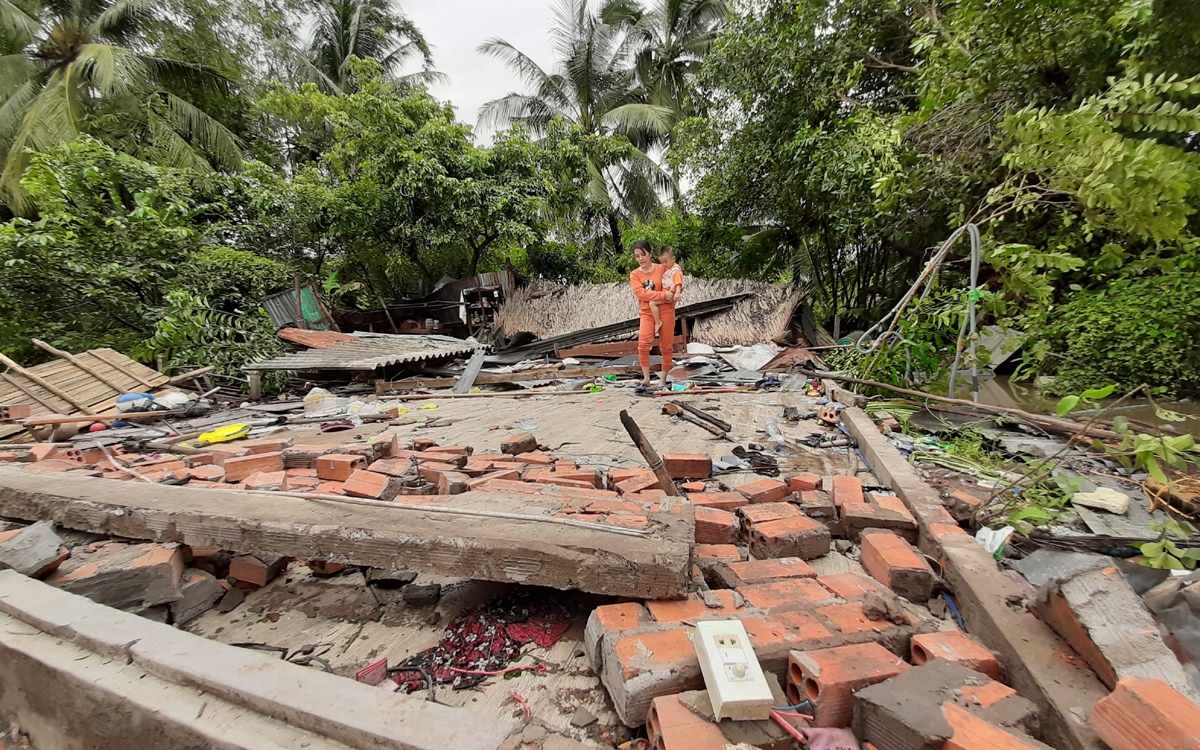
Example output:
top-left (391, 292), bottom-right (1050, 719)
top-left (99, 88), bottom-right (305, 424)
top-left (403, 0), bottom-right (558, 141)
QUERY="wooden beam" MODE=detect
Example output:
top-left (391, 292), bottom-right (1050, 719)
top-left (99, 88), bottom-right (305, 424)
top-left (0, 352), bottom-right (94, 414)
top-left (619, 409), bottom-right (681, 496)
top-left (31, 339), bottom-right (126, 394)
top-left (165, 366), bottom-right (214, 386)
top-left (379, 365), bottom-right (643, 394)
top-left (89, 349), bottom-right (156, 388)
top-left (21, 410), bottom-right (186, 427)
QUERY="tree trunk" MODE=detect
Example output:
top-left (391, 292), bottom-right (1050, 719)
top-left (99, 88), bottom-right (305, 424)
top-left (608, 212), bottom-right (624, 256)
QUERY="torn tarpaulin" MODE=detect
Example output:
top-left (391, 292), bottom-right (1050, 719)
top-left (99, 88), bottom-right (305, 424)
top-left (390, 592), bottom-right (570, 691)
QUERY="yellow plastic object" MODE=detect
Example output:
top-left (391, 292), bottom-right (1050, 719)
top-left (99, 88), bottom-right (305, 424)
top-left (417, 403), bottom-right (438, 410)
top-left (198, 423), bottom-right (251, 444)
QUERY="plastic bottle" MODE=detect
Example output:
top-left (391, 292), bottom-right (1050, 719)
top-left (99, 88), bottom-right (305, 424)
top-left (765, 419), bottom-right (784, 453)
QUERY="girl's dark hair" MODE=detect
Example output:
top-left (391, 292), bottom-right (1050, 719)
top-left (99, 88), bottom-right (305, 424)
top-left (659, 245), bottom-right (675, 257)
top-left (632, 239), bottom-right (653, 253)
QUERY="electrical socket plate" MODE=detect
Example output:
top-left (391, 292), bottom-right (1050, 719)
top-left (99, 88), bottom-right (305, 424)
top-left (692, 619), bottom-right (774, 721)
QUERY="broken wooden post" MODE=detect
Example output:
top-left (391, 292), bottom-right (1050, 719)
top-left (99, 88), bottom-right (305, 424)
top-left (0, 352), bottom-right (95, 414)
top-left (619, 409), bottom-right (681, 496)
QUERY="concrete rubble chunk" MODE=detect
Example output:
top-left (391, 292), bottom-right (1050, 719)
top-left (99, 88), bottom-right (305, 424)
top-left (170, 568), bottom-right (224, 625)
top-left (1030, 563), bottom-right (1200, 701)
top-left (0, 520), bottom-right (67, 577)
top-left (1069, 487), bottom-right (1130, 514)
top-left (852, 659), bottom-right (1039, 750)
top-left (44, 541), bottom-right (183, 611)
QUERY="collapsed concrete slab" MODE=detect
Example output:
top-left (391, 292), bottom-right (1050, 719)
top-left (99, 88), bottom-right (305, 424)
top-left (0, 468), bottom-right (693, 599)
top-left (0, 570), bottom-right (519, 750)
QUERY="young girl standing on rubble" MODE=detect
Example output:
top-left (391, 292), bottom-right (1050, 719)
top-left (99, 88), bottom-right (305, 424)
top-left (650, 246), bottom-right (683, 335)
top-left (629, 240), bottom-right (677, 388)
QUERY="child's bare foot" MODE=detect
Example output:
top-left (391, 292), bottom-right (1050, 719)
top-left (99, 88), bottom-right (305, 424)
top-left (653, 320), bottom-right (662, 335)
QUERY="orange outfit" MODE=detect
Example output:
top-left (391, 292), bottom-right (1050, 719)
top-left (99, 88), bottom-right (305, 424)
top-left (630, 264), bottom-right (675, 375)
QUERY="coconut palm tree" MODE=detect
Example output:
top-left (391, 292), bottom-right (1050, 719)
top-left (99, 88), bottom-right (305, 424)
top-left (602, 0), bottom-right (727, 122)
top-left (478, 0), bottom-right (673, 254)
top-left (300, 0), bottom-right (441, 94)
top-left (0, 0), bottom-right (242, 212)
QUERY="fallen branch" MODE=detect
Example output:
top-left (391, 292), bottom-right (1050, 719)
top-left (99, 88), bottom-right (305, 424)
top-left (800, 369), bottom-right (1117, 439)
top-left (619, 409), bottom-right (681, 496)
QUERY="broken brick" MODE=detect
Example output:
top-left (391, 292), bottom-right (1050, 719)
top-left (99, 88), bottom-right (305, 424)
top-left (739, 501), bottom-right (801, 527)
top-left (646, 693), bottom-right (730, 750)
top-left (500, 433), bottom-right (538, 455)
top-left (787, 642), bottom-right (909, 727)
top-left (942, 703), bottom-right (1052, 750)
top-left (617, 473), bottom-right (663, 496)
top-left (789, 474), bottom-right (821, 492)
top-left (910, 631), bottom-right (1001, 680)
top-left (46, 542), bottom-right (184, 611)
top-left (688, 492), bottom-right (748, 511)
top-left (830, 475), bottom-right (865, 507)
top-left (749, 514), bottom-right (831, 560)
top-left (315, 453), bottom-right (367, 482)
top-left (1091, 677), bottom-right (1200, 750)
top-left (663, 454), bottom-right (712, 479)
top-left (243, 470), bottom-right (286, 491)
top-left (860, 529), bottom-right (935, 602)
top-left (715, 557), bottom-right (817, 588)
top-left (228, 554), bottom-right (288, 587)
top-left (694, 506), bottom-right (740, 545)
top-left (737, 478), bottom-right (789, 504)
top-left (343, 469), bottom-right (404, 500)
top-left (222, 451), bottom-right (284, 482)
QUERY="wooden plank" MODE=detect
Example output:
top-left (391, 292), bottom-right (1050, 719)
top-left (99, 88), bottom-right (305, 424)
top-left (31, 340), bottom-right (127, 394)
top-left (21, 410), bottom-right (186, 427)
top-left (166, 366), bottom-right (214, 385)
top-left (451, 350), bottom-right (487, 394)
top-left (555, 341), bottom-right (686, 359)
top-left (0, 471), bottom-right (694, 599)
top-left (0, 353), bottom-right (94, 414)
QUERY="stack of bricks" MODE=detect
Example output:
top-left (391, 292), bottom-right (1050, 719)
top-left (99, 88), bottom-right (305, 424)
top-left (585, 559), bottom-right (939, 726)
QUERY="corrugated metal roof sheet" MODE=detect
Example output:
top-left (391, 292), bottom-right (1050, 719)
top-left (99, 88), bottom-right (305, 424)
top-left (277, 328), bottom-right (356, 348)
top-left (246, 333), bottom-right (480, 371)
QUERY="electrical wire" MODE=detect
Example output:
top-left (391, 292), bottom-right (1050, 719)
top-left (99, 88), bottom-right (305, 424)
top-left (772, 700), bottom-right (811, 711)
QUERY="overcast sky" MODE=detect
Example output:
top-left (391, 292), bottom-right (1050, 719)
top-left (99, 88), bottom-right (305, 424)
top-left (404, 0), bottom-right (558, 141)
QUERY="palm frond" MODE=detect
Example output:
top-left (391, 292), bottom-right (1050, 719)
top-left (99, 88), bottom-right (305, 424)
top-left (0, 76), bottom-right (40, 138)
top-left (478, 38), bottom-right (554, 91)
top-left (147, 107), bottom-right (214, 172)
top-left (0, 0), bottom-right (36, 39)
top-left (76, 43), bottom-right (147, 97)
top-left (2, 68), bottom-right (82, 212)
top-left (89, 0), bottom-right (156, 41)
top-left (477, 93), bottom-right (565, 133)
top-left (160, 92), bottom-right (242, 171)
top-left (602, 102), bottom-right (674, 136)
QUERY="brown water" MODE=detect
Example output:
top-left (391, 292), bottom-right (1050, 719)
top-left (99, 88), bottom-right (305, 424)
top-left (971, 375), bottom-right (1200, 438)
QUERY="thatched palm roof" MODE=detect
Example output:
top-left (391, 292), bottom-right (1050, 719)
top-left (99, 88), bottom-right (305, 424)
top-left (494, 277), bottom-right (805, 347)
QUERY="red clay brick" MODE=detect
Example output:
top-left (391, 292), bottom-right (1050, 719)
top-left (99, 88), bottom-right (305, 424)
top-left (860, 530), bottom-right (935, 602)
top-left (611, 468), bottom-right (655, 485)
top-left (947, 490), bottom-right (985, 523)
top-left (422, 444), bottom-right (472, 457)
top-left (1091, 677), bottom-right (1200, 750)
top-left (688, 492), bottom-right (747, 511)
top-left (814, 602), bottom-right (898, 635)
top-left (694, 506), bottom-right (739, 545)
top-left (614, 627), bottom-right (695, 681)
top-left (283, 474), bottom-right (320, 491)
top-left (243, 470), bottom-right (285, 491)
top-left (738, 501), bottom-right (800, 527)
top-left (315, 453), bottom-right (367, 482)
top-left (313, 481), bottom-right (345, 495)
top-left (515, 451), bottom-right (555, 465)
top-left (694, 544), bottom-right (744, 564)
top-left (411, 438), bottom-right (437, 451)
top-left (617, 473), bottom-right (663, 496)
top-left (466, 469), bottom-right (521, 488)
top-left (646, 590), bottom-right (740, 623)
top-left (28, 444), bottom-right (58, 462)
top-left (663, 454), bottom-right (712, 479)
top-left (943, 703), bottom-right (1052, 750)
top-left (461, 458), bottom-right (494, 477)
top-left (538, 475), bottom-right (595, 489)
top-left (240, 438), bottom-right (293, 454)
top-left (500, 433), bottom-right (538, 455)
top-left (724, 557), bottom-right (817, 585)
top-left (911, 631), bottom-right (1001, 680)
top-left (646, 693), bottom-right (729, 750)
top-left (593, 602), bottom-right (644, 633)
top-left (606, 515), bottom-right (649, 529)
top-left (185, 464), bottom-right (226, 482)
top-left (749, 514), bottom-right (831, 560)
top-left (228, 554), bottom-right (288, 587)
top-left (789, 473), bottom-right (821, 492)
top-left (830, 475), bottom-right (864, 507)
top-left (737, 478), bottom-right (789, 504)
top-left (742, 610), bottom-right (833, 652)
top-left (840, 497), bottom-right (918, 543)
top-left (221, 452), bottom-right (284, 482)
top-left (549, 468), bottom-right (603, 487)
top-left (737, 578), bottom-right (836, 612)
top-left (795, 490), bottom-right (836, 522)
top-left (343, 469), bottom-right (403, 500)
top-left (817, 572), bottom-right (890, 600)
top-left (787, 642), bottom-right (909, 727)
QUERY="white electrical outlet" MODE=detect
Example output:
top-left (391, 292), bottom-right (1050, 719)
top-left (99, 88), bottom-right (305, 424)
top-left (692, 619), bottom-right (775, 721)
